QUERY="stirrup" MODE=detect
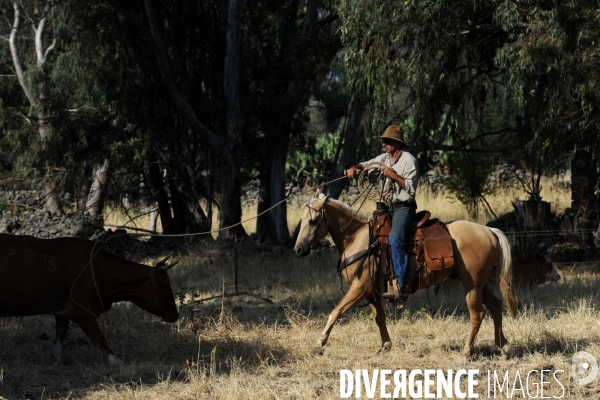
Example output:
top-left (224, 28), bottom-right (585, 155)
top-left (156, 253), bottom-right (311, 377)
top-left (382, 281), bottom-right (407, 302)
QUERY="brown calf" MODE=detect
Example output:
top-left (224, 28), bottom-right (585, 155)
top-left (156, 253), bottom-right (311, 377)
top-left (0, 233), bottom-right (179, 364)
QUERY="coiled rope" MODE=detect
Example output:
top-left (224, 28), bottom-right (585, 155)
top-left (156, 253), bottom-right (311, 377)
top-left (357, 162), bottom-right (391, 201)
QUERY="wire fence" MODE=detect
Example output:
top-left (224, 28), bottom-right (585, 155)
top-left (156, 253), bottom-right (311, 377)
top-left (502, 229), bottom-right (597, 238)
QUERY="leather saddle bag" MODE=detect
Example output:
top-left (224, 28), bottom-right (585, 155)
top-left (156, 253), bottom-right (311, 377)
top-left (418, 219), bottom-right (454, 271)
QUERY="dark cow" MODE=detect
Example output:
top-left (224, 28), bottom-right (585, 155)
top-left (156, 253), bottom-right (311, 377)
top-left (0, 233), bottom-right (179, 364)
top-left (513, 253), bottom-right (560, 286)
top-left (435, 252), bottom-right (560, 294)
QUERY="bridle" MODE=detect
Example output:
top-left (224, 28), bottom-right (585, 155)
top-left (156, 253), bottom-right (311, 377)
top-left (305, 199), bottom-right (329, 249)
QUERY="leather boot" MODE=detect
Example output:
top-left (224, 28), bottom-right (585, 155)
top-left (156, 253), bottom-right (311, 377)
top-left (382, 280), bottom-right (401, 300)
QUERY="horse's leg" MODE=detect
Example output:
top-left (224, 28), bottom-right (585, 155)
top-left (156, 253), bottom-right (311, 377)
top-left (366, 295), bottom-right (392, 353)
top-left (313, 284), bottom-right (367, 355)
top-left (463, 285), bottom-right (485, 357)
top-left (481, 283), bottom-right (507, 347)
top-left (482, 283), bottom-right (516, 356)
top-left (53, 316), bottom-right (70, 363)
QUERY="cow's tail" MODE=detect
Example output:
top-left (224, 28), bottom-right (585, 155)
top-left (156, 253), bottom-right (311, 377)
top-left (489, 227), bottom-right (517, 318)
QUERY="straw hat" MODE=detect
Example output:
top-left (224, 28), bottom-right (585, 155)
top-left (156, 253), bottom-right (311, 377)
top-left (378, 125), bottom-right (407, 146)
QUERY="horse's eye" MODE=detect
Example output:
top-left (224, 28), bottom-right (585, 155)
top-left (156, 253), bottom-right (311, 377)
top-left (308, 219), bottom-right (318, 226)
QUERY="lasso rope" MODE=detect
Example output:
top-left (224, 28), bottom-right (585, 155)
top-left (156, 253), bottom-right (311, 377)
top-left (71, 175), bottom-right (350, 318)
top-left (357, 162), bottom-right (391, 202)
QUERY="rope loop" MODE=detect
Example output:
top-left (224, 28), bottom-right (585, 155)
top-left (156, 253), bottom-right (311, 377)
top-left (357, 162), bottom-right (389, 201)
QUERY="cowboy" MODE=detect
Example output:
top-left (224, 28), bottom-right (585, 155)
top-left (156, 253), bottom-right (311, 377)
top-left (344, 125), bottom-right (420, 300)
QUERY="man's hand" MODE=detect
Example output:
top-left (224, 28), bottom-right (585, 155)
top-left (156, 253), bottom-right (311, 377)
top-left (344, 166), bottom-right (362, 179)
top-left (382, 166), bottom-right (398, 179)
top-left (383, 166), bottom-right (407, 190)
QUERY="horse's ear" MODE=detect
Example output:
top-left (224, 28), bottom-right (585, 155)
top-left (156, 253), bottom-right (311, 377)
top-left (313, 193), bottom-right (330, 208)
top-left (313, 189), bottom-right (321, 199)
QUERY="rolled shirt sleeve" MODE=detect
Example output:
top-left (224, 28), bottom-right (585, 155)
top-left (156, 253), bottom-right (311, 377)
top-left (358, 152), bottom-right (420, 203)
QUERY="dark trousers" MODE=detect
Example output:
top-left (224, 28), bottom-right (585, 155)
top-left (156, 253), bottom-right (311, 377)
top-left (388, 203), bottom-right (416, 287)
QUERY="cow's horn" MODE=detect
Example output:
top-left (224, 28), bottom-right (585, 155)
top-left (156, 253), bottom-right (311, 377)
top-left (158, 258), bottom-right (179, 271)
top-left (155, 252), bottom-right (173, 267)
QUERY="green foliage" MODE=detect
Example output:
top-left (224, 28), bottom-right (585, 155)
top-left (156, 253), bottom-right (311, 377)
top-left (287, 132), bottom-right (340, 183)
top-left (336, 0), bottom-right (600, 203)
top-left (446, 152), bottom-right (496, 218)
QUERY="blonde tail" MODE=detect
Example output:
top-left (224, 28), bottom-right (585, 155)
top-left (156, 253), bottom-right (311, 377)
top-left (489, 227), bottom-right (517, 317)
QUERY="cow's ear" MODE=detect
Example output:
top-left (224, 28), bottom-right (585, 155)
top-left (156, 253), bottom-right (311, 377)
top-left (536, 243), bottom-right (547, 255)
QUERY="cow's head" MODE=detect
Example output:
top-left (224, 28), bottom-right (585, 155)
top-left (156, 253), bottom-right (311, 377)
top-left (534, 244), bottom-right (560, 283)
top-left (131, 256), bottom-right (179, 323)
top-left (542, 255), bottom-right (561, 283)
top-left (513, 252), bottom-right (560, 286)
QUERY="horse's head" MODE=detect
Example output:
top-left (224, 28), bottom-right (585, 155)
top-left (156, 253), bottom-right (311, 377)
top-left (294, 194), bottom-right (330, 256)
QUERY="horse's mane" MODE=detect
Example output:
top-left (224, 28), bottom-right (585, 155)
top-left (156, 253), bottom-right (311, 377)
top-left (326, 198), bottom-right (370, 223)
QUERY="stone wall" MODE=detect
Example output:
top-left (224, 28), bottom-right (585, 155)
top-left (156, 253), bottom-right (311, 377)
top-left (0, 209), bottom-right (103, 239)
top-left (0, 190), bottom-right (102, 239)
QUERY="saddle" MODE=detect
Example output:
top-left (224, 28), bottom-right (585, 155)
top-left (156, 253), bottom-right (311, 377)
top-left (370, 207), bottom-right (454, 292)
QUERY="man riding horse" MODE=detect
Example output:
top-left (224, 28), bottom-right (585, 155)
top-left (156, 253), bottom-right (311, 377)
top-left (344, 125), bottom-right (420, 301)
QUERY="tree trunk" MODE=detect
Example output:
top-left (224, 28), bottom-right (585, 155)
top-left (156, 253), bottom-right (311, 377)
top-left (514, 200), bottom-right (553, 260)
top-left (257, 0), bottom-right (319, 244)
top-left (76, 178), bottom-right (89, 213)
top-left (256, 159), bottom-right (272, 242)
top-left (86, 159), bottom-right (110, 216)
top-left (43, 173), bottom-right (64, 215)
top-left (148, 209), bottom-right (159, 232)
top-left (219, 0), bottom-right (247, 240)
top-left (10, 1), bottom-right (62, 214)
top-left (177, 189), bottom-right (210, 234)
top-left (325, 96), bottom-right (365, 199)
top-left (147, 162), bottom-right (176, 234)
top-left (515, 200), bottom-right (552, 231)
top-left (270, 130), bottom-right (291, 243)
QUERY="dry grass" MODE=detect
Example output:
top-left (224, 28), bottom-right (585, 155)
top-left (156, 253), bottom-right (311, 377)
top-left (2, 247), bottom-right (600, 399)
top-left (2, 176), bottom-right (590, 399)
top-left (236, 174), bottom-right (572, 232)
top-left (103, 174), bottom-right (571, 235)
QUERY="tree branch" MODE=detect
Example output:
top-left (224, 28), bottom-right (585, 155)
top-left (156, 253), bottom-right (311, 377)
top-left (141, 0), bottom-right (234, 170)
top-left (107, 0), bottom-right (152, 37)
top-left (9, 0), bottom-right (38, 107)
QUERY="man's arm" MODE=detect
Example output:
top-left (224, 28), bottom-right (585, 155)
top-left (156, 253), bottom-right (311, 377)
top-left (344, 164), bottom-right (364, 179)
top-left (383, 157), bottom-right (419, 196)
top-left (382, 166), bottom-right (406, 190)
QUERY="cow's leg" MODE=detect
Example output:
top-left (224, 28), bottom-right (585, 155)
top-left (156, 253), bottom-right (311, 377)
top-left (481, 283), bottom-right (507, 347)
top-left (313, 284), bottom-right (367, 355)
top-left (367, 295), bottom-right (391, 353)
top-left (67, 312), bottom-right (122, 364)
top-left (52, 316), bottom-right (70, 363)
top-left (463, 286), bottom-right (485, 357)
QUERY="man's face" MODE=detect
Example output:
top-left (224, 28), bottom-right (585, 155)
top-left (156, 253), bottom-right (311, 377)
top-left (382, 139), bottom-right (401, 154)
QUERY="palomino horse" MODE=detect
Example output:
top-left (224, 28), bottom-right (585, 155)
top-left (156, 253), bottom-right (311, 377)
top-left (294, 194), bottom-right (517, 356)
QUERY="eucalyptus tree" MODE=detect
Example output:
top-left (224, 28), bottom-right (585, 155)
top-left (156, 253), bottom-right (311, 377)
top-left (105, 0), bottom-right (230, 235)
top-left (337, 0), bottom-right (600, 203)
top-left (242, 0), bottom-right (340, 243)
top-left (4, 0), bottom-right (63, 212)
top-left (1, 1), bottom-right (130, 216)
top-left (495, 0), bottom-right (600, 170)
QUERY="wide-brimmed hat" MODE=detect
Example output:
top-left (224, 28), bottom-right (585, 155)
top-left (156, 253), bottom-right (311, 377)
top-left (378, 125), bottom-right (407, 146)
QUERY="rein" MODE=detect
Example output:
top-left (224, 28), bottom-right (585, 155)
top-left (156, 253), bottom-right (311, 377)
top-left (306, 197), bottom-right (381, 301)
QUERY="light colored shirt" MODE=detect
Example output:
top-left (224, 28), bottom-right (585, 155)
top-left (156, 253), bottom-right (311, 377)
top-left (359, 151), bottom-right (420, 204)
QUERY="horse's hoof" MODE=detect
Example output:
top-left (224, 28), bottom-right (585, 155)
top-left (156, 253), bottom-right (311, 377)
top-left (311, 346), bottom-right (325, 356)
top-left (501, 344), bottom-right (516, 358)
top-left (375, 342), bottom-right (392, 354)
